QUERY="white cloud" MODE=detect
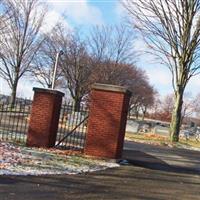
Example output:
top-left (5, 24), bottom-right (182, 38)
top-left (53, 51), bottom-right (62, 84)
top-left (190, 74), bottom-right (200, 85)
top-left (133, 37), bottom-right (148, 52)
top-left (41, 10), bottom-right (71, 34)
top-left (17, 80), bottom-right (36, 99)
top-left (0, 78), bottom-right (10, 96)
top-left (145, 66), bottom-right (174, 96)
top-left (46, 0), bottom-right (104, 26)
top-left (186, 74), bottom-right (200, 95)
top-left (145, 66), bottom-right (172, 86)
top-left (133, 37), bottom-right (173, 95)
top-left (0, 77), bottom-right (39, 99)
top-left (133, 38), bottom-right (173, 95)
top-left (142, 62), bottom-right (200, 97)
top-left (115, 1), bottom-right (126, 19)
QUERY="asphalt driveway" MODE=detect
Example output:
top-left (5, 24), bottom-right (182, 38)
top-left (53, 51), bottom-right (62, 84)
top-left (124, 141), bottom-right (200, 174)
top-left (1, 141), bottom-right (200, 200)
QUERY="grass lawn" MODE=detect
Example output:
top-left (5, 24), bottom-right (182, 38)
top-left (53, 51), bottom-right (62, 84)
top-left (125, 132), bottom-right (200, 150)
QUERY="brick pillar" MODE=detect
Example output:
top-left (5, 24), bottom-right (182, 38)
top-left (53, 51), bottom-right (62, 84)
top-left (85, 83), bottom-right (131, 159)
top-left (27, 88), bottom-right (64, 148)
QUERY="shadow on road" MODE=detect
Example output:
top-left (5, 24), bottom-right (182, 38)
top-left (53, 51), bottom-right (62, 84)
top-left (122, 149), bottom-right (200, 175)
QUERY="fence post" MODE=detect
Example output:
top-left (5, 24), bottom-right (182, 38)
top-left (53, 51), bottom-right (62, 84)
top-left (85, 83), bottom-right (131, 159)
top-left (27, 88), bottom-right (64, 148)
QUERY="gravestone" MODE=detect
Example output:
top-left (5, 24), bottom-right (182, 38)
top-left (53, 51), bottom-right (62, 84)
top-left (154, 125), bottom-right (170, 136)
top-left (126, 120), bottom-right (139, 133)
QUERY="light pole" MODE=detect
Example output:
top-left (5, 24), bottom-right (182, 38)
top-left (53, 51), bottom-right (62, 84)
top-left (51, 50), bottom-right (64, 90)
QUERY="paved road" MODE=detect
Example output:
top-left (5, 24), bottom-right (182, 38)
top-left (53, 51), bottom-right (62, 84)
top-left (1, 141), bottom-right (200, 200)
top-left (124, 141), bottom-right (200, 174)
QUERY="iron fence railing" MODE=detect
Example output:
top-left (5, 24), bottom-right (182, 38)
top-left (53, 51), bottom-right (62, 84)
top-left (0, 98), bottom-right (89, 149)
top-left (56, 101), bottom-right (88, 150)
top-left (0, 99), bottom-right (32, 144)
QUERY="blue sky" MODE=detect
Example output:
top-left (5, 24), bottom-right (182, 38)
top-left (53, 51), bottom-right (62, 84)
top-left (1, 0), bottom-right (200, 99)
top-left (88, 0), bottom-right (120, 24)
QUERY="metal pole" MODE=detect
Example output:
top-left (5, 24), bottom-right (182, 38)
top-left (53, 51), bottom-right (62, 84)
top-left (51, 52), bottom-right (60, 90)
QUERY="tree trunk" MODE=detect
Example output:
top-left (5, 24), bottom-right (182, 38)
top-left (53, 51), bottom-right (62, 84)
top-left (74, 97), bottom-right (82, 112)
top-left (10, 80), bottom-right (18, 108)
top-left (141, 107), bottom-right (147, 121)
top-left (170, 88), bottom-right (184, 142)
top-left (141, 112), bottom-right (145, 121)
top-left (47, 83), bottom-right (52, 89)
top-left (135, 109), bottom-right (139, 120)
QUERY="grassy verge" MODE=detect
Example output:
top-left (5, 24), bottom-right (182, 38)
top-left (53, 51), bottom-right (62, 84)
top-left (125, 132), bottom-right (200, 150)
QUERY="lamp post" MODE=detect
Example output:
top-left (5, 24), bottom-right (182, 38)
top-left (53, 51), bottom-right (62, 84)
top-left (51, 50), bottom-right (64, 90)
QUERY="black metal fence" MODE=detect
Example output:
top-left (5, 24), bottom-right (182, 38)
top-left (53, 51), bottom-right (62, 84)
top-left (56, 101), bottom-right (88, 151)
top-left (0, 99), bottom-right (32, 144)
top-left (0, 98), bottom-right (88, 150)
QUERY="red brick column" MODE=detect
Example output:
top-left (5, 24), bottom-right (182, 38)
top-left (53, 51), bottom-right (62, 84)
top-left (27, 88), bottom-right (64, 148)
top-left (84, 83), bottom-right (131, 159)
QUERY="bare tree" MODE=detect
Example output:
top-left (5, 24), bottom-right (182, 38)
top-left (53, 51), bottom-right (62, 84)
top-left (0, 0), bottom-right (10, 32)
top-left (160, 94), bottom-right (174, 122)
top-left (181, 94), bottom-right (199, 124)
top-left (91, 62), bottom-right (136, 86)
top-left (57, 24), bottom-right (136, 111)
top-left (89, 24), bottom-right (136, 64)
top-left (32, 23), bottom-right (68, 88)
top-left (139, 83), bottom-right (156, 121)
top-left (124, 0), bottom-right (200, 142)
top-left (33, 25), bottom-right (91, 111)
top-left (149, 94), bottom-right (162, 120)
top-left (91, 61), bottom-right (155, 119)
top-left (193, 93), bottom-right (200, 119)
top-left (0, 0), bottom-right (47, 106)
top-left (150, 93), bottom-right (196, 124)
top-left (129, 75), bottom-right (155, 120)
top-left (61, 33), bottom-right (93, 112)
top-left (89, 24), bottom-right (136, 92)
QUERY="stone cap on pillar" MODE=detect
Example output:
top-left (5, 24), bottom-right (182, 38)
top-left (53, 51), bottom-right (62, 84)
top-left (33, 87), bottom-right (64, 97)
top-left (92, 83), bottom-right (132, 96)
